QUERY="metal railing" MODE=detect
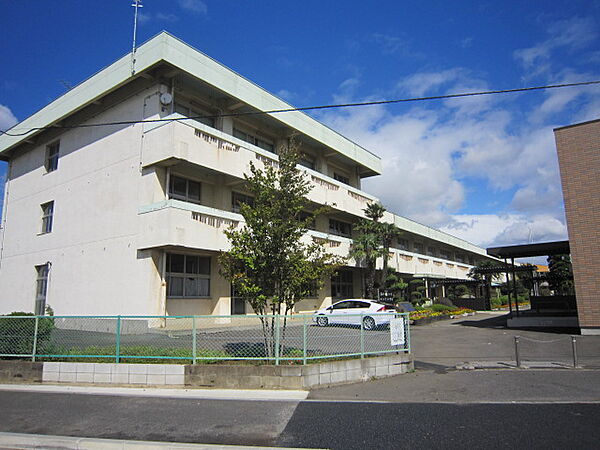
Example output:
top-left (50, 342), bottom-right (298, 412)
top-left (0, 313), bottom-right (410, 365)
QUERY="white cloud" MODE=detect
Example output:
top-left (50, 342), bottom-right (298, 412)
top-left (441, 214), bottom-right (568, 248)
top-left (320, 16), bottom-right (597, 248)
top-left (277, 89), bottom-right (295, 101)
top-left (178, 0), bottom-right (208, 14)
top-left (514, 17), bottom-right (597, 77)
top-left (397, 69), bottom-right (463, 97)
top-left (139, 12), bottom-right (179, 25)
top-left (0, 104), bottom-right (18, 131)
top-left (156, 13), bottom-right (179, 23)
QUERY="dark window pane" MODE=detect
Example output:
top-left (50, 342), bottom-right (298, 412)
top-left (170, 176), bottom-right (187, 198)
top-left (188, 181), bottom-right (201, 202)
top-left (198, 257), bottom-right (210, 275)
top-left (186, 255), bottom-right (198, 274)
top-left (168, 254), bottom-right (185, 273)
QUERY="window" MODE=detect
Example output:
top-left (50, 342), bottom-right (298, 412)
top-left (298, 211), bottom-right (317, 230)
top-left (230, 284), bottom-right (246, 315)
top-left (439, 250), bottom-right (450, 260)
top-left (427, 247), bottom-right (437, 257)
top-left (35, 264), bottom-right (49, 315)
top-left (233, 127), bottom-right (275, 153)
top-left (396, 239), bottom-right (409, 251)
top-left (303, 280), bottom-right (319, 298)
top-left (332, 300), bottom-right (352, 309)
top-left (331, 270), bottom-right (353, 299)
top-left (45, 141), bottom-right (59, 173)
top-left (40, 201), bottom-right (54, 234)
top-left (231, 191), bottom-right (254, 213)
top-left (333, 172), bottom-right (350, 185)
top-left (169, 175), bottom-right (201, 204)
top-left (413, 242), bottom-right (424, 254)
top-left (174, 102), bottom-right (216, 128)
top-left (166, 254), bottom-right (210, 298)
top-left (298, 153), bottom-right (316, 170)
top-left (329, 219), bottom-right (352, 238)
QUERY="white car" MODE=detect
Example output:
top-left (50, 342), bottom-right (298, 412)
top-left (313, 299), bottom-right (397, 330)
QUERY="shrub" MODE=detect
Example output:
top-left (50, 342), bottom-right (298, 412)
top-left (38, 345), bottom-right (228, 364)
top-left (436, 297), bottom-right (456, 308)
top-left (0, 312), bottom-right (55, 357)
top-left (430, 304), bottom-right (457, 313)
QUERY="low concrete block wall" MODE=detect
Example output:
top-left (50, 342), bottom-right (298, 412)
top-left (0, 353), bottom-right (413, 389)
top-left (186, 353), bottom-right (413, 389)
top-left (0, 360), bottom-right (43, 384)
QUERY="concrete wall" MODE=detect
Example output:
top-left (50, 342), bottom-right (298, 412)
top-left (0, 85), bottom-right (165, 316)
top-left (0, 354), bottom-right (412, 389)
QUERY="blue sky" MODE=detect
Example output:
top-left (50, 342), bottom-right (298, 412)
top-left (1, 0), bottom-right (599, 250)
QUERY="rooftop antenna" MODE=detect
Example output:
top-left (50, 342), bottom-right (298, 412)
top-left (131, 0), bottom-right (143, 75)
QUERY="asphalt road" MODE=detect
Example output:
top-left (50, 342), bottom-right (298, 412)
top-left (1, 390), bottom-right (599, 449)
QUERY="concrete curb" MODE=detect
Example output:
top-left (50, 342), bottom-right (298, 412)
top-left (0, 384), bottom-right (309, 401)
top-left (0, 432), bottom-right (314, 449)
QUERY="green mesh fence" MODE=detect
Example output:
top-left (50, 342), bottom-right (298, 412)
top-left (0, 313), bottom-right (410, 364)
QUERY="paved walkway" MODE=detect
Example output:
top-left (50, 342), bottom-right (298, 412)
top-left (410, 311), bottom-right (600, 369)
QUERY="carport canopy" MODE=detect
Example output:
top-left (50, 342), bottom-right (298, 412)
top-left (486, 240), bottom-right (570, 259)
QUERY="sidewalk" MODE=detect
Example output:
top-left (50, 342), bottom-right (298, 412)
top-left (308, 368), bottom-right (600, 403)
top-left (0, 432), bottom-right (313, 449)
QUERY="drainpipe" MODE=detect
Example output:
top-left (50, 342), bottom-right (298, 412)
top-left (0, 160), bottom-right (11, 272)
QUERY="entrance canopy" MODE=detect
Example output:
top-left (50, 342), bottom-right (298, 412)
top-left (486, 240), bottom-right (570, 259)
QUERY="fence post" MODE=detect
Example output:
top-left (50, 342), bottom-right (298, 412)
top-left (514, 336), bottom-right (521, 368)
top-left (115, 316), bottom-right (122, 364)
top-left (192, 316), bottom-right (197, 365)
top-left (302, 315), bottom-right (307, 365)
top-left (275, 314), bottom-right (280, 366)
top-left (31, 316), bottom-right (39, 362)
top-left (571, 336), bottom-right (578, 368)
top-left (360, 313), bottom-right (365, 359)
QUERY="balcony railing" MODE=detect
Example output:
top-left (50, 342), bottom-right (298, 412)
top-left (142, 115), bottom-right (377, 218)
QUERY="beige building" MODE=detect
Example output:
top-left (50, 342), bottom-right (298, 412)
top-left (0, 33), bottom-right (493, 317)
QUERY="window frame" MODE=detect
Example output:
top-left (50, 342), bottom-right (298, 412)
top-left (45, 141), bottom-right (60, 173)
top-left (40, 201), bottom-right (54, 234)
top-left (174, 101), bottom-right (216, 129)
top-left (333, 172), bottom-right (350, 185)
top-left (168, 174), bottom-right (202, 204)
top-left (329, 218), bottom-right (352, 238)
top-left (232, 127), bottom-right (275, 153)
top-left (331, 270), bottom-right (354, 299)
top-left (231, 191), bottom-right (255, 213)
top-left (166, 253), bottom-right (211, 299)
top-left (35, 264), bottom-right (49, 315)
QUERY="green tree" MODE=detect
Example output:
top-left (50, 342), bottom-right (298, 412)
top-left (447, 284), bottom-right (469, 302)
top-left (219, 139), bottom-right (344, 359)
top-left (408, 279), bottom-right (427, 306)
top-left (383, 268), bottom-right (408, 303)
top-left (547, 254), bottom-right (574, 295)
top-left (350, 202), bottom-right (402, 299)
top-left (468, 260), bottom-right (505, 301)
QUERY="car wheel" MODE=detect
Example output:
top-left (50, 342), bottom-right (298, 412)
top-left (316, 316), bottom-right (328, 327)
top-left (363, 316), bottom-right (376, 330)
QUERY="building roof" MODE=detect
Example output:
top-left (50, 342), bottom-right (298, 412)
top-left (486, 240), bottom-right (570, 259)
top-left (553, 117), bottom-right (600, 132)
top-left (0, 32), bottom-right (382, 175)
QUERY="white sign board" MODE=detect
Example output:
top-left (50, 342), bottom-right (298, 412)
top-left (390, 317), bottom-right (405, 346)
